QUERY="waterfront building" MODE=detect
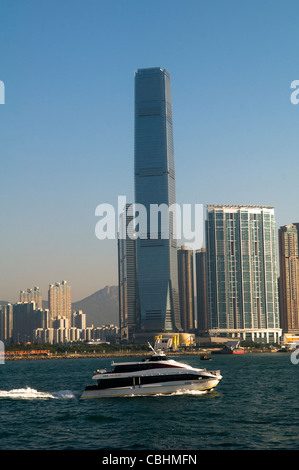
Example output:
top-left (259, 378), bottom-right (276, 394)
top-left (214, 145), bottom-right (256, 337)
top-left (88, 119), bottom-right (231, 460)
top-left (33, 324), bottom-right (119, 345)
top-left (52, 316), bottom-right (69, 329)
top-left (118, 204), bottom-right (138, 341)
top-left (48, 280), bottom-right (71, 324)
top-left (54, 327), bottom-right (69, 344)
top-left (13, 302), bottom-right (50, 343)
top-left (206, 205), bottom-right (281, 343)
top-left (134, 67), bottom-right (181, 333)
top-left (69, 327), bottom-right (81, 342)
top-left (195, 248), bottom-right (209, 333)
top-left (72, 310), bottom-right (86, 329)
top-left (34, 328), bottom-right (55, 344)
top-left (0, 304), bottom-right (13, 343)
top-left (177, 245), bottom-right (195, 331)
top-left (278, 224), bottom-right (299, 333)
top-left (34, 326), bottom-right (76, 344)
top-left (20, 286), bottom-right (42, 309)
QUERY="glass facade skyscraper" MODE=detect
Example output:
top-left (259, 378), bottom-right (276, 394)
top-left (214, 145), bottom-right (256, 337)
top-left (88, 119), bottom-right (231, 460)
top-left (206, 205), bottom-right (281, 343)
top-left (134, 68), bottom-right (181, 332)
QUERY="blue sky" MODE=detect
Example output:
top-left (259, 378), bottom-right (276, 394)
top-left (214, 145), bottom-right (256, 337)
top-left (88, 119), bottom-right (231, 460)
top-left (1, 0), bottom-right (299, 302)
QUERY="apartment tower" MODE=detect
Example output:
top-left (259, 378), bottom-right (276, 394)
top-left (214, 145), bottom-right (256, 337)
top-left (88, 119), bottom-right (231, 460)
top-left (48, 280), bottom-right (71, 325)
top-left (0, 304), bottom-right (13, 343)
top-left (118, 203), bottom-right (138, 341)
top-left (206, 205), bottom-right (281, 343)
top-left (177, 245), bottom-right (195, 331)
top-left (20, 286), bottom-right (42, 309)
top-left (196, 248), bottom-right (209, 333)
top-left (278, 224), bottom-right (299, 333)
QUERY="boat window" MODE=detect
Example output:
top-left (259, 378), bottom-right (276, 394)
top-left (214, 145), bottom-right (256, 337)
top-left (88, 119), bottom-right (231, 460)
top-left (111, 359), bottom-right (172, 373)
top-left (113, 363), bottom-right (151, 373)
top-left (148, 355), bottom-right (168, 361)
top-left (94, 373), bottom-right (206, 390)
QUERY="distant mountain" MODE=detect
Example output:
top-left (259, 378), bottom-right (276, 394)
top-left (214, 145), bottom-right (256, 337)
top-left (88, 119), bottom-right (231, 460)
top-left (72, 285), bottom-right (119, 327)
top-left (1, 286), bottom-right (119, 328)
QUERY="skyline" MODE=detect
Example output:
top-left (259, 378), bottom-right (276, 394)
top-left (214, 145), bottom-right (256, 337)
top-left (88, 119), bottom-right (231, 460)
top-left (1, 0), bottom-right (299, 303)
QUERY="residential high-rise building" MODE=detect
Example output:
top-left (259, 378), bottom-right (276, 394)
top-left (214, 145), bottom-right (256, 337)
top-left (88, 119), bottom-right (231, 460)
top-left (72, 310), bottom-right (87, 329)
top-left (177, 245), bottom-right (195, 331)
top-left (20, 286), bottom-right (42, 309)
top-left (278, 224), bottom-right (299, 333)
top-left (0, 304), bottom-right (13, 343)
top-left (134, 67), bottom-right (181, 333)
top-left (118, 204), bottom-right (138, 341)
top-left (206, 205), bottom-right (281, 343)
top-left (48, 281), bottom-right (71, 324)
top-left (13, 302), bottom-right (50, 342)
top-left (195, 248), bottom-right (209, 333)
top-left (52, 316), bottom-right (69, 329)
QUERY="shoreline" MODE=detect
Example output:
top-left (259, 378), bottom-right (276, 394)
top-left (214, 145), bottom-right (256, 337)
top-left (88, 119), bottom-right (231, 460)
top-left (3, 348), bottom-right (288, 361)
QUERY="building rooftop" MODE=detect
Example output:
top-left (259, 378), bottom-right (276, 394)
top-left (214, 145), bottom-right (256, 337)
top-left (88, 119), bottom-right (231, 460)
top-left (207, 204), bottom-right (274, 210)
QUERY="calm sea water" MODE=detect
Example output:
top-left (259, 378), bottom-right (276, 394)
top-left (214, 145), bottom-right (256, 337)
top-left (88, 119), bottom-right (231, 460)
top-left (0, 353), bottom-right (298, 450)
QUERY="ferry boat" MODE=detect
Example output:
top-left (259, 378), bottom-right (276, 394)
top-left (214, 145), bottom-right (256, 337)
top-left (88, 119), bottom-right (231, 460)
top-left (81, 344), bottom-right (222, 398)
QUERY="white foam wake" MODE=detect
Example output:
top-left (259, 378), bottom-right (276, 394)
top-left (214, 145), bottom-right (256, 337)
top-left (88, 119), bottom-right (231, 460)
top-left (153, 389), bottom-right (207, 397)
top-left (0, 387), bottom-right (78, 400)
top-left (126, 389), bottom-right (208, 398)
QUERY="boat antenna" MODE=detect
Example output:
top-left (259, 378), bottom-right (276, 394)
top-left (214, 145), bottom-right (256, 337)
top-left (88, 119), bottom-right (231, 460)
top-left (147, 342), bottom-right (156, 353)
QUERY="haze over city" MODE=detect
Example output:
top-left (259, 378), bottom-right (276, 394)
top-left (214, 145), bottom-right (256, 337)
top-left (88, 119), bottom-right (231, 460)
top-left (1, 0), bottom-right (299, 303)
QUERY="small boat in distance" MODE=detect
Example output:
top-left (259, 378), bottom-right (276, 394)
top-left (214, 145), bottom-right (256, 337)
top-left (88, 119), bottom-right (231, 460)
top-left (81, 343), bottom-right (222, 398)
top-left (200, 354), bottom-right (212, 361)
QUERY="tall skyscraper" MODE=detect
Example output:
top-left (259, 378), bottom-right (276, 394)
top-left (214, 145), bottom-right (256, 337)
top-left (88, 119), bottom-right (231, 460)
top-left (134, 67), bottom-right (181, 333)
top-left (118, 203), bottom-right (138, 341)
top-left (196, 248), bottom-right (209, 332)
top-left (278, 224), bottom-right (299, 333)
top-left (177, 245), bottom-right (195, 331)
top-left (206, 205), bottom-right (281, 343)
top-left (20, 286), bottom-right (42, 309)
top-left (48, 281), bottom-right (71, 324)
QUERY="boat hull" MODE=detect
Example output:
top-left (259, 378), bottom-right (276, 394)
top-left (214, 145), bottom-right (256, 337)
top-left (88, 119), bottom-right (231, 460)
top-left (212, 349), bottom-right (244, 355)
top-left (80, 377), bottom-right (220, 398)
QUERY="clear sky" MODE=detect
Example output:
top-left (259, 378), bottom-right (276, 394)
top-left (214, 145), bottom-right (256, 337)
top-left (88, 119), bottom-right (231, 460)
top-left (1, 0), bottom-right (299, 302)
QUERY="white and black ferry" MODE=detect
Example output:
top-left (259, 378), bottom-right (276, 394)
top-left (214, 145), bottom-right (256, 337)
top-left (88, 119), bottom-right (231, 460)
top-left (80, 345), bottom-right (222, 398)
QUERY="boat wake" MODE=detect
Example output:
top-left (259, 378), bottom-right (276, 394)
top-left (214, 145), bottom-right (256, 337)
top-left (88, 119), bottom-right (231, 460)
top-left (169, 389), bottom-right (207, 396)
top-left (126, 389), bottom-right (208, 398)
top-left (0, 387), bottom-right (79, 400)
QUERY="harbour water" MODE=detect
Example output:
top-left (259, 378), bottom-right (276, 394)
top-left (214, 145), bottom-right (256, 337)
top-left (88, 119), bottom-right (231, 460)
top-left (0, 353), bottom-right (298, 450)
